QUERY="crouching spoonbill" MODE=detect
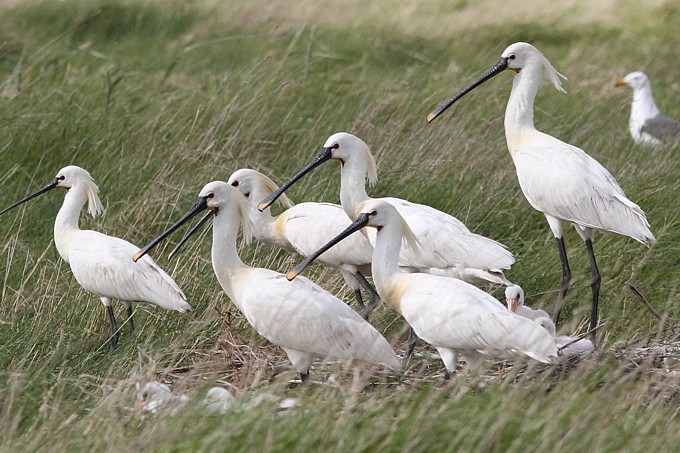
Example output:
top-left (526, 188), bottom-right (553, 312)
top-left (0, 166), bottom-right (191, 348)
top-left (288, 200), bottom-right (557, 377)
top-left (427, 42), bottom-right (656, 342)
top-left (133, 181), bottom-right (400, 381)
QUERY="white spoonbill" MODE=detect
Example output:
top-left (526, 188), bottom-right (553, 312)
top-left (504, 284), bottom-right (550, 321)
top-left (614, 71), bottom-right (680, 146)
top-left (133, 182), bottom-right (400, 381)
top-left (0, 166), bottom-right (191, 348)
top-left (288, 200), bottom-right (557, 377)
top-left (535, 317), bottom-right (594, 358)
top-left (427, 42), bottom-right (656, 341)
top-left (226, 168), bottom-right (378, 316)
top-left (259, 132), bottom-right (515, 287)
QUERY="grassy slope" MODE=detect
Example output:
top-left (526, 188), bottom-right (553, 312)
top-left (0, 0), bottom-right (679, 451)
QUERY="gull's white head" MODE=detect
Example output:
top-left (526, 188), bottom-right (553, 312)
top-left (501, 42), bottom-right (567, 93)
top-left (504, 284), bottom-right (525, 312)
top-left (323, 132), bottom-right (378, 187)
top-left (615, 71), bottom-right (650, 91)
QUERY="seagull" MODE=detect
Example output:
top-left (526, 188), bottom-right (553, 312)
top-left (427, 42), bottom-right (656, 342)
top-left (615, 71), bottom-right (680, 146)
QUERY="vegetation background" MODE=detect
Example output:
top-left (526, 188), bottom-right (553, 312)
top-left (0, 0), bottom-right (678, 451)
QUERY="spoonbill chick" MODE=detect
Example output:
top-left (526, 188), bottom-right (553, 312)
top-left (504, 285), bottom-right (550, 321)
top-left (227, 169), bottom-right (378, 316)
top-left (614, 71), bottom-right (680, 146)
top-left (288, 200), bottom-right (557, 377)
top-left (259, 132), bottom-right (515, 286)
top-left (0, 166), bottom-right (191, 348)
top-left (133, 182), bottom-right (400, 381)
top-left (428, 42), bottom-right (656, 341)
top-left (138, 381), bottom-right (189, 415)
top-left (535, 317), bottom-right (594, 358)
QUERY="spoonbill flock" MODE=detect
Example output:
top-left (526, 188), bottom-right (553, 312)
top-left (1, 42), bottom-right (661, 383)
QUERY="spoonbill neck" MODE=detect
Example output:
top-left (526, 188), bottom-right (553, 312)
top-left (504, 67), bottom-right (541, 151)
top-left (339, 159), bottom-right (372, 218)
top-left (370, 221), bottom-right (404, 296)
top-left (53, 185), bottom-right (88, 260)
top-left (210, 208), bottom-right (247, 295)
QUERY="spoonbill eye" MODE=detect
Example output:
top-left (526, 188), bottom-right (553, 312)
top-left (369, 210), bottom-right (377, 216)
top-left (508, 54), bottom-right (516, 60)
top-left (231, 181), bottom-right (239, 187)
top-left (58, 175), bottom-right (66, 181)
top-left (332, 143), bottom-right (340, 149)
top-left (207, 193), bottom-right (215, 199)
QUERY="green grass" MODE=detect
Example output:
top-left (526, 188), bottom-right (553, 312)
top-left (1, 0), bottom-right (680, 451)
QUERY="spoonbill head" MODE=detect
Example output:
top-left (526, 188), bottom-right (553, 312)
top-left (427, 42), bottom-right (656, 343)
top-left (504, 284), bottom-right (550, 321)
top-left (1, 166), bottom-right (190, 349)
top-left (614, 71), bottom-right (680, 146)
top-left (227, 168), bottom-right (379, 317)
top-left (289, 200), bottom-right (558, 376)
top-left (134, 181), bottom-right (400, 380)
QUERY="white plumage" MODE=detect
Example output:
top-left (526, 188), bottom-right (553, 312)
top-left (227, 169), bottom-right (378, 314)
top-left (289, 200), bottom-right (557, 376)
top-left (260, 132), bottom-right (515, 286)
top-left (135, 182), bottom-right (400, 380)
top-left (0, 166), bottom-right (190, 348)
top-left (615, 71), bottom-right (680, 146)
top-left (504, 285), bottom-right (549, 321)
top-left (535, 317), bottom-right (594, 358)
top-left (428, 42), bottom-right (656, 340)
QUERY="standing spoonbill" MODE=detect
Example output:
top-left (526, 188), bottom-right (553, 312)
top-left (614, 71), bottom-right (680, 146)
top-left (504, 285), bottom-right (550, 321)
top-left (226, 168), bottom-right (378, 316)
top-left (133, 182), bottom-right (400, 381)
top-left (0, 166), bottom-right (191, 348)
top-left (258, 132), bottom-right (515, 286)
top-left (288, 200), bottom-right (557, 377)
top-left (427, 42), bottom-right (656, 341)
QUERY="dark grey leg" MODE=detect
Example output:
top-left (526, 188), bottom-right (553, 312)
top-left (126, 303), bottom-right (135, 337)
top-left (106, 305), bottom-right (119, 350)
top-left (403, 328), bottom-right (418, 366)
top-left (355, 272), bottom-right (380, 319)
top-left (585, 239), bottom-right (601, 344)
top-left (552, 236), bottom-right (572, 324)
